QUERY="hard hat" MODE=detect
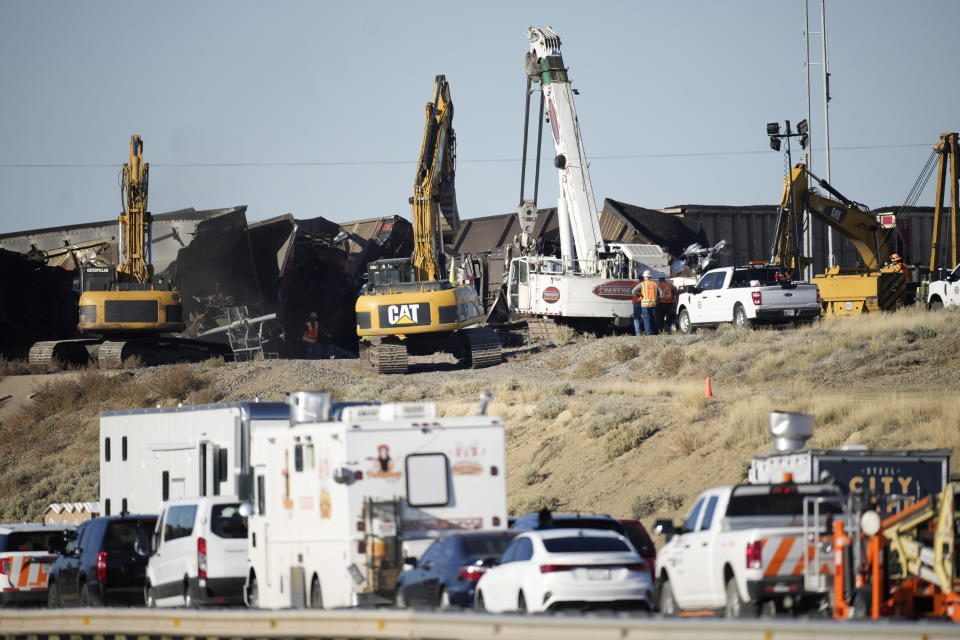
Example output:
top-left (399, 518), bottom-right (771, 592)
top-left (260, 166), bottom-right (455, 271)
top-left (643, 270), bottom-right (651, 278)
top-left (309, 311), bottom-right (318, 319)
top-left (891, 253), bottom-right (902, 261)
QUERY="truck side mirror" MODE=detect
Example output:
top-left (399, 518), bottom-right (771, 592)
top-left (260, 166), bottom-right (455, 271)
top-left (653, 519), bottom-right (676, 537)
top-left (404, 556), bottom-right (418, 568)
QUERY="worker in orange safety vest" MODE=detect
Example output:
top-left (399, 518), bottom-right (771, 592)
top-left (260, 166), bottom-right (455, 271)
top-left (630, 271), bottom-right (659, 336)
top-left (303, 311), bottom-right (320, 358)
top-left (656, 276), bottom-right (678, 333)
top-left (891, 253), bottom-right (906, 275)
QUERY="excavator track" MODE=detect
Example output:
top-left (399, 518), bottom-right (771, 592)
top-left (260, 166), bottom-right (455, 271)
top-left (369, 341), bottom-right (409, 375)
top-left (464, 327), bottom-right (502, 369)
top-left (97, 338), bottom-right (232, 369)
top-left (28, 339), bottom-right (99, 368)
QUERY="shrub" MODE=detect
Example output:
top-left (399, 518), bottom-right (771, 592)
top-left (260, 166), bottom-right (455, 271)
top-left (509, 494), bottom-right (560, 516)
top-left (0, 357), bottom-right (46, 376)
top-left (149, 365), bottom-right (210, 403)
top-left (122, 355), bottom-right (142, 370)
top-left (522, 465), bottom-right (543, 486)
top-left (604, 423), bottom-right (658, 461)
top-left (204, 356), bottom-right (226, 368)
top-left (534, 398), bottom-right (567, 420)
top-left (630, 489), bottom-right (685, 519)
top-left (503, 377), bottom-right (521, 392)
top-left (613, 344), bottom-right (638, 363)
top-left (550, 324), bottom-right (577, 345)
top-left (551, 382), bottom-right (575, 396)
top-left (572, 358), bottom-right (606, 379)
top-left (899, 326), bottom-right (937, 343)
top-left (585, 405), bottom-right (644, 438)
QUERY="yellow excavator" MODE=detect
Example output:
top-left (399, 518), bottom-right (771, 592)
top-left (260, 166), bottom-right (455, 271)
top-left (30, 136), bottom-right (224, 367)
top-left (355, 75), bottom-right (501, 374)
top-left (773, 163), bottom-right (908, 315)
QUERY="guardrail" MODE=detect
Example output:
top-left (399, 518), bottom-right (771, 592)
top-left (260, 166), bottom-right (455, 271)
top-left (3, 609), bottom-right (959, 640)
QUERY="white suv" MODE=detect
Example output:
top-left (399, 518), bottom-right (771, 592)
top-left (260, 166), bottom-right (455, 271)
top-left (143, 496), bottom-right (248, 607)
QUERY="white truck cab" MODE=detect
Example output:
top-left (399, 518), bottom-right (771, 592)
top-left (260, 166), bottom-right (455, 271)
top-left (926, 264), bottom-right (960, 309)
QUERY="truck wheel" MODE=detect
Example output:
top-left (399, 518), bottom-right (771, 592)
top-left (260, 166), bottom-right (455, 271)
top-left (929, 297), bottom-right (944, 311)
top-left (725, 576), bottom-right (758, 618)
top-left (247, 573), bottom-right (259, 608)
top-left (145, 582), bottom-right (156, 608)
top-left (79, 583), bottom-right (91, 607)
top-left (733, 304), bottom-right (753, 330)
top-left (517, 590), bottom-right (527, 613)
top-left (475, 591), bottom-right (486, 612)
top-left (657, 579), bottom-right (677, 616)
top-left (47, 582), bottom-right (60, 608)
top-left (678, 308), bottom-right (695, 335)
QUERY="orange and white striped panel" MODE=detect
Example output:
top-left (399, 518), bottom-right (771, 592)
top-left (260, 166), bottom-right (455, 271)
top-left (760, 537), bottom-right (832, 578)
top-left (0, 554), bottom-right (53, 592)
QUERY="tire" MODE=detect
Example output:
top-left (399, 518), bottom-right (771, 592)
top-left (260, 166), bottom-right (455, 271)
top-left (47, 582), bottom-right (60, 608)
top-left (678, 308), bottom-right (695, 335)
top-left (929, 297), bottom-right (944, 311)
top-left (475, 591), bottom-right (486, 612)
top-left (439, 587), bottom-right (451, 610)
top-left (725, 576), bottom-right (758, 618)
top-left (517, 590), bottom-right (527, 613)
top-left (310, 577), bottom-right (323, 609)
top-left (395, 585), bottom-right (406, 609)
top-left (733, 304), bottom-right (753, 330)
top-left (145, 582), bottom-right (156, 608)
top-left (247, 573), bottom-right (259, 608)
top-left (657, 579), bottom-right (677, 616)
top-left (79, 583), bottom-right (91, 607)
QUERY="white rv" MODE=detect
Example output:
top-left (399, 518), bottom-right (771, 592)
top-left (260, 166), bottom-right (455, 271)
top-left (99, 402), bottom-right (289, 515)
top-left (244, 391), bottom-right (507, 609)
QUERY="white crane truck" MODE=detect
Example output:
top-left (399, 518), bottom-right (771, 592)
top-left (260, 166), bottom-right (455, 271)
top-left (505, 27), bottom-right (669, 331)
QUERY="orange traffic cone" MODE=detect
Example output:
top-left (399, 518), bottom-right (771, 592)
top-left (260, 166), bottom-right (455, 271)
top-left (705, 377), bottom-right (713, 398)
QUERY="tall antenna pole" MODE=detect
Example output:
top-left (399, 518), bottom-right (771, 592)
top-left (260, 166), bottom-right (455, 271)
top-left (802, 0), bottom-right (814, 281)
top-left (821, 0), bottom-right (834, 268)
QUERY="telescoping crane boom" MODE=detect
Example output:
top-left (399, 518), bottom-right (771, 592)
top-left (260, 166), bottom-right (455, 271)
top-left (504, 27), bottom-right (669, 330)
top-left (773, 163), bottom-right (908, 315)
top-left (355, 76), bottom-right (501, 374)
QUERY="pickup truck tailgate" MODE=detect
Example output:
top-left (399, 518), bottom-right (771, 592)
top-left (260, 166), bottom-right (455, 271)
top-left (757, 286), bottom-right (818, 311)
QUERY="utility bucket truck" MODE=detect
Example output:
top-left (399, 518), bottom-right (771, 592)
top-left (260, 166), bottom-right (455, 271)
top-left (505, 27), bottom-right (670, 331)
top-left (244, 391), bottom-right (507, 609)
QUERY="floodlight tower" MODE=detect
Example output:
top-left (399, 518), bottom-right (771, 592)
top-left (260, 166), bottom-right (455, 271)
top-left (767, 119), bottom-right (809, 274)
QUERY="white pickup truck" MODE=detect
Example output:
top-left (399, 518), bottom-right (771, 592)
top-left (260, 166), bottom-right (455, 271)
top-left (926, 264), bottom-right (960, 309)
top-left (676, 266), bottom-right (821, 333)
top-left (653, 483), bottom-right (844, 617)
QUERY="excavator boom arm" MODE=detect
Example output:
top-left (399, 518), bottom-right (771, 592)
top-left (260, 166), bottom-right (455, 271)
top-left (116, 135), bottom-right (151, 284)
top-left (411, 75), bottom-right (458, 282)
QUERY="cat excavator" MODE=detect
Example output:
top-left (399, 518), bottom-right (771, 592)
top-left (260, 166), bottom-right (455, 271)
top-left (354, 76), bottom-right (501, 374)
top-left (773, 163), bottom-right (908, 315)
top-left (29, 136), bottom-right (227, 367)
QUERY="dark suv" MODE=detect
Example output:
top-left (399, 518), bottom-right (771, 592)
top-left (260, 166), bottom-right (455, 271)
top-left (47, 514), bottom-right (157, 607)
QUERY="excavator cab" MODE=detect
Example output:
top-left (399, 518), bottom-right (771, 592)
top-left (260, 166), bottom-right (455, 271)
top-left (367, 258), bottom-right (416, 288)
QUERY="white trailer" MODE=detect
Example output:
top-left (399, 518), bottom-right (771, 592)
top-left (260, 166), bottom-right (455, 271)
top-left (99, 402), bottom-right (289, 515)
top-left (244, 391), bottom-right (507, 609)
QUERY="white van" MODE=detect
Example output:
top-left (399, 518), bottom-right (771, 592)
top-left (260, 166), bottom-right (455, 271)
top-left (143, 496), bottom-right (247, 607)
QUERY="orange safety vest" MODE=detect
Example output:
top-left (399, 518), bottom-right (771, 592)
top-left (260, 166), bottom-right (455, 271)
top-left (303, 320), bottom-right (319, 343)
top-left (659, 281), bottom-right (677, 305)
top-left (641, 279), bottom-right (658, 307)
top-left (892, 262), bottom-right (905, 274)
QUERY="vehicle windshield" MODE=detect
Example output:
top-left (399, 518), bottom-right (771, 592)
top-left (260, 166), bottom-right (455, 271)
top-left (369, 260), bottom-right (415, 286)
top-left (462, 534), bottom-right (516, 558)
top-left (211, 503), bottom-right (247, 539)
top-left (542, 537), bottom-right (631, 553)
top-left (105, 519), bottom-right (157, 552)
top-left (0, 531), bottom-right (63, 553)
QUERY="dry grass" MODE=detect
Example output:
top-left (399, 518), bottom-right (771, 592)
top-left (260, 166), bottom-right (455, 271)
top-left (522, 465), bottom-right (544, 486)
top-left (572, 358), bottom-right (606, 379)
top-left (612, 343), bottom-right (638, 363)
top-left (604, 422), bottom-right (658, 461)
top-left (550, 324), bottom-right (577, 345)
top-left (0, 357), bottom-right (48, 377)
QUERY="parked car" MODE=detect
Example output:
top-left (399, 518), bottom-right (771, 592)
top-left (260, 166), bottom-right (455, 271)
top-left (396, 530), bottom-right (518, 609)
top-left (143, 496), bottom-right (247, 607)
top-left (618, 519), bottom-right (657, 579)
top-left (47, 514), bottom-right (156, 607)
top-left (474, 529), bottom-right (654, 613)
top-left (0, 523), bottom-right (72, 606)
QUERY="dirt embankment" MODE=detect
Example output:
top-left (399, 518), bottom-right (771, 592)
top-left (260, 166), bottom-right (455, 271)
top-left (1, 307), bottom-right (958, 529)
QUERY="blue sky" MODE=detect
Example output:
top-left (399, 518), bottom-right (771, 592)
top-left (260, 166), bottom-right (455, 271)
top-left (1, 0), bottom-right (957, 235)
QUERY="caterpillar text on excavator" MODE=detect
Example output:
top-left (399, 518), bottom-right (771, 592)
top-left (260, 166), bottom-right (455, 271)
top-left (28, 136), bottom-right (229, 368)
top-left (354, 76), bottom-right (501, 374)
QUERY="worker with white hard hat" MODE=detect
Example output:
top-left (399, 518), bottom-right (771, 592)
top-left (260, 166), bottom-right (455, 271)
top-left (630, 270), bottom-right (660, 336)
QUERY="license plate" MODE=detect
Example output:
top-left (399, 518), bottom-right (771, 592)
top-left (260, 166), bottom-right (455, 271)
top-left (586, 568), bottom-right (611, 580)
top-left (783, 309), bottom-right (796, 316)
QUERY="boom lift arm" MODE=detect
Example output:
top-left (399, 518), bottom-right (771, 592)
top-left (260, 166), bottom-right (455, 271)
top-left (411, 75), bottom-right (459, 282)
top-left (774, 163), bottom-right (895, 271)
